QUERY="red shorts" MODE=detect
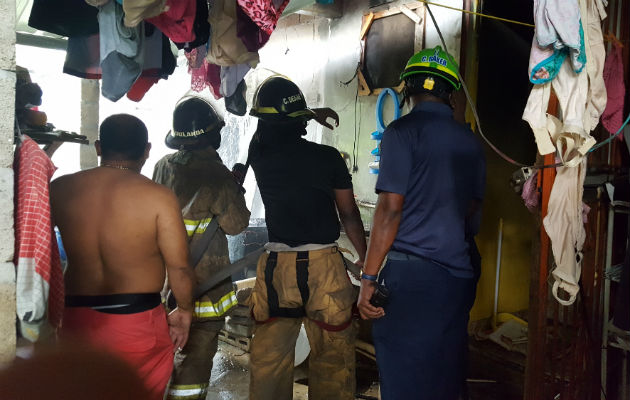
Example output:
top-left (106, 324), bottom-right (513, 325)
top-left (62, 302), bottom-right (174, 400)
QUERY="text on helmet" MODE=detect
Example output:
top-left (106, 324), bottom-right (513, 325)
top-left (421, 48), bottom-right (447, 67)
top-left (282, 94), bottom-right (303, 105)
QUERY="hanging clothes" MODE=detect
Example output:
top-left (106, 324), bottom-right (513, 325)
top-left (206, 0), bottom-right (260, 67)
top-left (236, 0), bottom-right (290, 35)
top-left (14, 136), bottom-right (64, 341)
top-left (173, 0), bottom-right (210, 52)
top-left (99, 1), bottom-right (145, 101)
top-left (235, 4), bottom-right (271, 52)
top-left (528, 0), bottom-right (585, 84)
top-left (543, 157), bottom-right (587, 306)
top-left (28, 0), bottom-right (99, 37)
top-left (127, 27), bottom-right (177, 102)
top-left (220, 64), bottom-right (250, 98)
top-left (602, 43), bottom-right (626, 136)
top-left (146, 0), bottom-right (197, 44)
top-left (122, 0), bottom-right (167, 28)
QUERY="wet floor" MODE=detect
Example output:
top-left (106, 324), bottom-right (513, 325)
top-left (206, 341), bottom-right (380, 400)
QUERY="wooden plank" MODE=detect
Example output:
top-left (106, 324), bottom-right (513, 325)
top-left (360, 12), bottom-right (375, 39)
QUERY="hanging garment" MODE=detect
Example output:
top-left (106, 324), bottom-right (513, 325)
top-left (146, 0), bottom-right (196, 44)
top-left (28, 0), bottom-right (99, 37)
top-left (523, 58), bottom-right (595, 157)
top-left (236, 4), bottom-right (271, 52)
top-left (224, 79), bottom-right (248, 116)
top-left (126, 28), bottom-right (177, 101)
top-left (99, 1), bottom-right (145, 101)
top-left (220, 64), bottom-right (250, 98)
top-left (528, 0), bottom-right (585, 84)
top-left (237, 0), bottom-right (290, 36)
top-left (543, 157), bottom-right (587, 306)
top-left (173, 0), bottom-right (210, 51)
top-left (602, 43), bottom-right (625, 136)
top-left (580, 0), bottom-right (608, 133)
top-left (14, 136), bottom-right (64, 341)
top-left (187, 52), bottom-right (223, 99)
top-left (206, 0), bottom-right (260, 67)
top-left (122, 0), bottom-right (167, 28)
top-left (521, 170), bottom-right (539, 212)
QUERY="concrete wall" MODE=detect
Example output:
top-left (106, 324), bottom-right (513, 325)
top-left (0, 0), bottom-right (16, 365)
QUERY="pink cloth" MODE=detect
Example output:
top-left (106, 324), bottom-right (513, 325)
top-left (14, 136), bottom-right (64, 336)
top-left (187, 48), bottom-right (222, 99)
top-left (602, 43), bottom-right (626, 137)
top-left (237, 0), bottom-right (290, 35)
top-left (521, 170), bottom-right (539, 212)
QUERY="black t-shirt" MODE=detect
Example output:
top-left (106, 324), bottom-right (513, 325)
top-left (249, 133), bottom-right (352, 247)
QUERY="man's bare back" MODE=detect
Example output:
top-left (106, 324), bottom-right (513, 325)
top-left (51, 167), bottom-right (187, 296)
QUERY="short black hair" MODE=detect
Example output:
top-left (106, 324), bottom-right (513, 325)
top-left (99, 114), bottom-right (149, 160)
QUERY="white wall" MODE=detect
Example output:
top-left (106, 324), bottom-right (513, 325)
top-left (0, 0), bottom-right (16, 366)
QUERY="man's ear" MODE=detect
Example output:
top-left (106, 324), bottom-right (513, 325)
top-left (94, 140), bottom-right (102, 156)
top-left (144, 143), bottom-right (152, 160)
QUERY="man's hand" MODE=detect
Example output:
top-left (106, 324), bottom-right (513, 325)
top-left (312, 107), bottom-right (340, 130)
top-left (357, 280), bottom-right (385, 320)
top-left (167, 307), bottom-right (193, 351)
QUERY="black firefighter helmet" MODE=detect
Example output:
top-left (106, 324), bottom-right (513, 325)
top-left (165, 96), bottom-right (225, 150)
top-left (249, 76), bottom-right (316, 123)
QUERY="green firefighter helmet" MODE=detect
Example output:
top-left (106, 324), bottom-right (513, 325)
top-left (249, 76), bottom-right (316, 123)
top-left (400, 46), bottom-right (461, 90)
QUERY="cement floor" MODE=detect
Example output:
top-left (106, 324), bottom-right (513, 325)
top-left (206, 341), bottom-right (380, 400)
top-left (206, 337), bottom-right (524, 400)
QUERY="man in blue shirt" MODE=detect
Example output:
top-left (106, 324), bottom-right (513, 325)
top-left (357, 46), bottom-right (486, 400)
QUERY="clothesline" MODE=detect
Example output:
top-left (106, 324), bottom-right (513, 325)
top-left (414, 0), bottom-right (535, 28)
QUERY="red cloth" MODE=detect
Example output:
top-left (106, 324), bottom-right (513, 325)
top-left (146, 0), bottom-right (196, 44)
top-left (14, 136), bottom-right (64, 333)
top-left (237, 0), bottom-right (290, 35)
top-left (602, 43), bottom-right (626, 138)
top-left (62, 305), bottom-right (174, 400)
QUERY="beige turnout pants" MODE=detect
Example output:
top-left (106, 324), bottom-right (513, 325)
top-left (166, 320), bottom-right (224, 400)
top-left (249, 247), bottom-right (358, 400)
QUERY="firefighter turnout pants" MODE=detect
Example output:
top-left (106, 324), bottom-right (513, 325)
top-left (166, 320), bottom-right (224, 400)
top-left (249, 246), bottom-right (358, 400)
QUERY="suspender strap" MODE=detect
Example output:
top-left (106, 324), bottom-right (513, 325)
top-left (265, 251), bottom-right (311, 319)
top-left (296, 251), bottom-right (310, 306)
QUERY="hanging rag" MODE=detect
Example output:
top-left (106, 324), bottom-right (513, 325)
top-left (543, 157), bottom-right (587, 306)
top-left (206, 0), bottom-right (260, 67)
top-left (580, 0), bottom-right (608, 133)
top-left (98, 1), bottom-right (145, 101)
top-left (146, 0), bottom-right (197, 44)
top-left (173, 0), bottom-right (210, 51)
top-left (236, 4), bottom-right (271, 52)
top-left (126, 28), bottom-right (177, 102)
top-left (237, 0), bottom-right (290, 35)
top-left (224, 79), bottom-right (248, 116)
top-left (14, 136), bottom-right (64, 341)
top-left (528, 0), bottom-right (586, 84)
top-left (121, 0), bottom-right (167, 28)
top-left (521, 170), bottom-right (539, 212)
top-left (602, 43), bottom-right (625, 136)
top-left (220, 64), bottom-right (250, 98)
top-left (28, 0), bottom-right (99, 37)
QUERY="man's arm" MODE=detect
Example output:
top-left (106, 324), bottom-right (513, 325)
top-left (357, 191), bottom-right (404, 320)
top-left (156, 187), bottom-right (195, 349)
top-left (334, 188), bottom-right (367, 265)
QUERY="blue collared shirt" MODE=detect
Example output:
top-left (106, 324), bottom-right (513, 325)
top-left (376, 101), bottom-right (486, 278)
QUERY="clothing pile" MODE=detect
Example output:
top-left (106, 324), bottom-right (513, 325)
top-left (27, 0), bottom-right (289, 111)
top-left (522, 0), bottom-right (608, 306)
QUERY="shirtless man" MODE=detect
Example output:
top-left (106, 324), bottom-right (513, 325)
top-left (50, 114), bottom-right (194, 400)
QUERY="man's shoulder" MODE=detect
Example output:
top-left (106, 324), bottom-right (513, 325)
top-left (301, 140), bottom-right (341, 159)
